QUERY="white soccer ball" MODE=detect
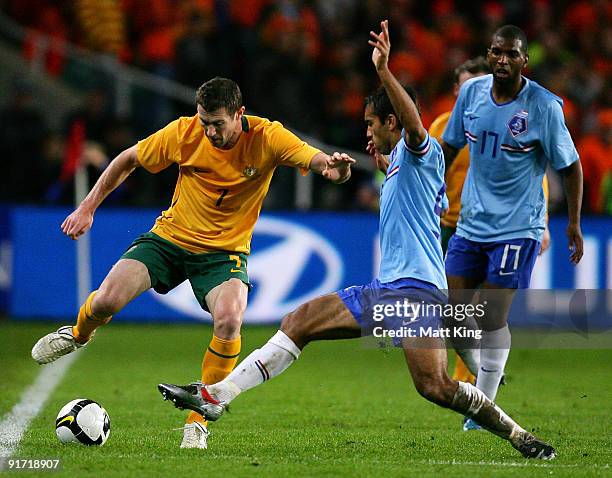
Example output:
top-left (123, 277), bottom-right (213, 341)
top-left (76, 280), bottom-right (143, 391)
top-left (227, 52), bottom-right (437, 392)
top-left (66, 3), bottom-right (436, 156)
top-left (55, 399), bottom-right (110, 446)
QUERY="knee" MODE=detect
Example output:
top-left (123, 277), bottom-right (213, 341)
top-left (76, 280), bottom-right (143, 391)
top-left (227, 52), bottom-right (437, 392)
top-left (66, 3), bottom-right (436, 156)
top-left (212, 303), bottom-right (243, 337)
top-left (414, 375), bottom-right (456, 407)
top-left (91, 288), bottom-right (123, 317)
top-left (279, 302), bottom-right (312, 347)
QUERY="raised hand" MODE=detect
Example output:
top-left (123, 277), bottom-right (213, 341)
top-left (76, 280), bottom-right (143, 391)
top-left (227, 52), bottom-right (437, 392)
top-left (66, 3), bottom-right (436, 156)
top-left (369, 19), bottom-right (390, 72)
top-left (366, 139), bottom-right (389, 174)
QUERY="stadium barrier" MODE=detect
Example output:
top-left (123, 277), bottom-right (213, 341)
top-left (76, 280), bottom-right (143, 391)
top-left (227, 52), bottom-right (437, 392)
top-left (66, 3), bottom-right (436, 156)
top-left (2, 207), bottom-right (610, 329)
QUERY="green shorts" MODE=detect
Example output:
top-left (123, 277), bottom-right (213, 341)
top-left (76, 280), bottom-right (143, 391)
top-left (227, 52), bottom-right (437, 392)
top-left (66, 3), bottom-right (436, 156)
top-left (121, 232), bottom-right (249, 312)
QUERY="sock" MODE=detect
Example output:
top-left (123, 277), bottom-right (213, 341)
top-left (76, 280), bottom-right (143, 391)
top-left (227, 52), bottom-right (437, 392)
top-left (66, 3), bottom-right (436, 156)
top-left (452, 353), bottom-right (476, 384)
top-left (444, 313), bottom-right (480, 376)
top-left (476, 325), bottom-right (511, 401)
top-left (451, 381), bottom-right (527, 446)
top-left (72, 291), bottom-right (111, 344)
top-left (187, 335), bottom-right (241, 425)
top-left (207, 330), bottom-right (301, 404)
top-left (456, 348), bottom-right (480, 377)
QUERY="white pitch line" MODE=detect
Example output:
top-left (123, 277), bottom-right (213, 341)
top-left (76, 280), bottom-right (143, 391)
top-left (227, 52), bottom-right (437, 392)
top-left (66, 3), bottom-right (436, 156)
top-left (0, 353), bottom-right (79, 462)
top-left (424, 459), bottom-right (610, 469)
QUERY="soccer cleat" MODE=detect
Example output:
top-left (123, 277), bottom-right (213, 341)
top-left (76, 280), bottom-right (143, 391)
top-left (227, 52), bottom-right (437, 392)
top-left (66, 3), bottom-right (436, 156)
top-left (512, 431), bottom-right (557, 460)
top-left (180, 422), bottom-right (210, 449)
top-left (462, 417), bottom-right (483, 431)
top-left (158, 382), bottom-right (226, 421)
top-left (31, 326), bottom-right (87, 364)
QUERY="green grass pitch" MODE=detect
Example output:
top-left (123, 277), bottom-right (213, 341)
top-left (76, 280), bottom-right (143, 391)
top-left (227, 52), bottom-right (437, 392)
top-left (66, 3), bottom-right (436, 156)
top-left (1, 321), bottom-right (611, 477)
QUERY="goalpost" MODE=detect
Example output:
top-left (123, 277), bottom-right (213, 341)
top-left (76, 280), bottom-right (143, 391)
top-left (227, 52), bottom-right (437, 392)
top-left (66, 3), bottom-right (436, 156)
top-left (74, 164), bottom-right (91, 307)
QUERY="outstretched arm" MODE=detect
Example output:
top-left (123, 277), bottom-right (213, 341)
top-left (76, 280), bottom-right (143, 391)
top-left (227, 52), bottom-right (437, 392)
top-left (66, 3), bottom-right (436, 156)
top-left (369, 20), bottom-right (426, 148)
top-left (61, 145), bottom-right (141, 239)
top-left (559, 160), bottom-right (584, 264)
top-left (309, 151), bottom-right (355, 184)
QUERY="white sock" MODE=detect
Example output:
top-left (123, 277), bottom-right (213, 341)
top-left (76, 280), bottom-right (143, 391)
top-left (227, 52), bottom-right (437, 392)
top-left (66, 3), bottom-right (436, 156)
top-left (207, 330), bottom-right (301, 404)
top-left (476, 325), bottom-right (511, 401)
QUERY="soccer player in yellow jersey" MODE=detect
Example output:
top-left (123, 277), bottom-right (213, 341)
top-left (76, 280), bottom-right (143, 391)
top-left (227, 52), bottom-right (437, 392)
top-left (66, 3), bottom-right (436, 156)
top-left (31, 77), bottom-right (355, 449)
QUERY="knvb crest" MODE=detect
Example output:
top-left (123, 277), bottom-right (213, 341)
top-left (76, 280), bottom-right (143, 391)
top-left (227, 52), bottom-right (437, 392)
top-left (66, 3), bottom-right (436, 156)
top-left (508, 110), bottom-right (528, 137)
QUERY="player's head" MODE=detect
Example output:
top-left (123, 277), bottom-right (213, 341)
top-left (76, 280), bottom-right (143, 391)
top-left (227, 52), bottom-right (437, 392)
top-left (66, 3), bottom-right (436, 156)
top-left (487, 25), bottom-right (529, 85)
top-left (453, 56), bottom-right (490, 96)
top-left (364, 85), bottom-right (419, 155)
top-left (196, 77), bottom-right (245, 149)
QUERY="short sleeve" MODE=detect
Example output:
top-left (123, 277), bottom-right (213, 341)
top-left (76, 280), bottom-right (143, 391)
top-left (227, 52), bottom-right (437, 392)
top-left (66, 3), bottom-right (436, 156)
top-left (137, 120), bottom-right (180, 173)
top-left (442, 82), bottom-right (468, 150)
top-left (542, 100), bottom-right (579, 171)
top-left (266, 121), bottom-right (321, 169)
top-left (403, 131), bottom-right (438, 166)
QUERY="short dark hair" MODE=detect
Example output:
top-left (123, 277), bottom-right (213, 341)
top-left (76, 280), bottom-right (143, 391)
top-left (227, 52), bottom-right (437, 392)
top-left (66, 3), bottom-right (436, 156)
top-left (195, 77), bottom-right (242, 113)
top-left (453, 56), bottom-right (490, 84)
top-left (492, 25), bottom-right (528, 55)
top-left (364, 85), bottom-right (420, 122)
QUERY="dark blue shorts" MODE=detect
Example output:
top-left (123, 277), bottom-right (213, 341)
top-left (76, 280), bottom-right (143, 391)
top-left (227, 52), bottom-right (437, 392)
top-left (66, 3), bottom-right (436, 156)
top-left (337, 277), bottom-right (446, 346)
top-left (445, 235), bottom-right (540, 289)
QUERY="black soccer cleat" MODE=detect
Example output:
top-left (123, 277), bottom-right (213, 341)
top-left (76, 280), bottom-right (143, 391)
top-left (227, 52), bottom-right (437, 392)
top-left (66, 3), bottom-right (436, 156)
top-left (158, 382), bottom-right (226, 421)
top-left (515, 435), bottom-right (556, 460)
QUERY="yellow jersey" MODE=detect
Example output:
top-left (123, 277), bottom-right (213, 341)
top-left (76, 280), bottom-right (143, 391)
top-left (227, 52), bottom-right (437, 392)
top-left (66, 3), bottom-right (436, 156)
top-left (137, 114), bottom-right (321, 254)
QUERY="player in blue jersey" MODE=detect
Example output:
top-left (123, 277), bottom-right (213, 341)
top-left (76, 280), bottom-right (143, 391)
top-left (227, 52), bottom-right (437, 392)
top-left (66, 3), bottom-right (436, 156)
top-left (440, 25), bottom-right (584, 429)
top-left (158, 20), bottom-right (556, 459)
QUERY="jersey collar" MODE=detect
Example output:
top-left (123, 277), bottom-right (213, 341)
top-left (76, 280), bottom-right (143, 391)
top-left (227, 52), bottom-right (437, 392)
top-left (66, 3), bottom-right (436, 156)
top-left (489, 76), bottom-right (530, 106)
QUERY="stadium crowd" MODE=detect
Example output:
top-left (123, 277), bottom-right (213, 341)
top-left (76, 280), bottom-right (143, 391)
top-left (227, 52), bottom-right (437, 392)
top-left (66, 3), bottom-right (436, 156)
top-left (1, 0), bottom-right (610, 213)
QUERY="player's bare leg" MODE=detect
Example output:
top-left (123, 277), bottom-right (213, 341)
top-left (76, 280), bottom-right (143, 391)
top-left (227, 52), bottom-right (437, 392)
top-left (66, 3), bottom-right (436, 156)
top-left (402, 337), bottom-right (556, 459)
top-left (446, 274), bottom-right (482, 375)
top-left (182, 278), bottom-right (248, 449)
top-left (210, 292), bottom-right (361, 399)
top-left (90, 259), bottom-right (152, 321)
top-left (32, 259), bottom-right (151, 364)
top-left (205, 278), bottom-right (248, 339)
top-left (159, 294), bottom-right (556, 458)
top-left (159, 293), bottom-right (360, 418)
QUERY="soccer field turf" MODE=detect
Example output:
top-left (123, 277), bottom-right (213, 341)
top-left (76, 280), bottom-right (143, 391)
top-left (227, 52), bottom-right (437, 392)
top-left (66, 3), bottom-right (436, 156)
top-left (1, 322), bottom-right (611, 477)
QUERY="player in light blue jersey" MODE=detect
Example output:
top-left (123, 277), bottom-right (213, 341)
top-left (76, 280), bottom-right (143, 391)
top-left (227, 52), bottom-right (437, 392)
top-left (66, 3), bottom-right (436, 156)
top-left (440, 25), bottom-right (584, 429)
top-left (158, 20), bottom-right (556, 459)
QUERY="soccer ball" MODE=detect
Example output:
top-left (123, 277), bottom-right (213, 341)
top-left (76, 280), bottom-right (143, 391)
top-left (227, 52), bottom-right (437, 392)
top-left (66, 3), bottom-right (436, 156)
top-left (55, 399), bottom-right (110, 446)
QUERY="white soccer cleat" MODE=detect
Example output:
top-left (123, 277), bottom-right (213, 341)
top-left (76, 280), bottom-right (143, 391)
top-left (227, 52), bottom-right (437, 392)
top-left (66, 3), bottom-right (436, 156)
top-left (31, 325), bottom-right (87, 364)
top-left (180, 422), bottom-right (210, 449)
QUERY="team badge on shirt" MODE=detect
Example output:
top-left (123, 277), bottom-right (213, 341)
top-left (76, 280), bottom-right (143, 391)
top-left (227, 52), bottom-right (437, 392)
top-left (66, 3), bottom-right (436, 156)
top-left (243, 166), bottom-right (260, 178)
top-left (508, 110), bottom-right (528, 138)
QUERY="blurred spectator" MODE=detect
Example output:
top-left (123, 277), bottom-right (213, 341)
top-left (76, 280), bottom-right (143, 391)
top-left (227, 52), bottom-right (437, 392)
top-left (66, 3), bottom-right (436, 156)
top-left (579, 110), bottom-right (612, 213)
top-left (0, 79), bottom-right (49, 202)
top-left (2, 0), bottom-right (611, 212)
top-left (74, 0), bottom-right (127, 58)
top-left (43, 86), bottom-right (117, 204)
top-left (175, 9), bottom-right (232, 88)
top-left (249, 0), bottom-right (323, 132)
top-left (21, 4), bottom-right (67, 76)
